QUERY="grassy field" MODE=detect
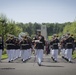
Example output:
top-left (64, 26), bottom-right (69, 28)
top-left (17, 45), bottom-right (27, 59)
top-left (72, 50), bottom-right (76, 59)
top-left (1, 54), bottom-right (8, 60)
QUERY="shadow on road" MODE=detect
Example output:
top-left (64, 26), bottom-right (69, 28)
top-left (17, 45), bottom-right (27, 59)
top-left (0, 68), bottom-right (15, 70)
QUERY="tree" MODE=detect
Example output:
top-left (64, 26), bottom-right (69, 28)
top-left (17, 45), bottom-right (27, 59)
top-left (0, 13), bottom-right (23, 37)
top-left (63, 21), bottom-right (76, 38)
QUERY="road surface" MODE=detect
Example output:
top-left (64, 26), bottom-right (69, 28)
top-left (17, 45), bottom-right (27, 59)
top-left (0, 55), bottom-right (76, 75)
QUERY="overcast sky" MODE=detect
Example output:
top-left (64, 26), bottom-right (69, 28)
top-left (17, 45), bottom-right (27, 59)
top-left (0, 0), bottom-right (76, 23)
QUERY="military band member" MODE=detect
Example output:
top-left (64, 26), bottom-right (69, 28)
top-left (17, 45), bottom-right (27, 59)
top-left (27, 36), bottom-right (32, 59)
top-left (65, 33), bottom-right (74, 62)
top-left (17, 38), bottom-right (21, 58)
top-left (13, 37), bottom-right (20, 60)
top-left (6, 35), bottom-right (15, 62)
top-left (60, 35), bottom-right (66, 59)
top-left (0, 35), bottom-right (4, 62)
top-left (50, 36), bottom-right (54, 57)
top-left (50, 34), bottom-right (59, 62)
top-left (20, 35), bottom-right (32, 62)
top-left (34, 30), bottom-right (45, 66)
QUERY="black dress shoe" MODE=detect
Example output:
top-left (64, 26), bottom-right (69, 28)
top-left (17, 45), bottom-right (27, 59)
top-left (37, 62), bottom-right (41, 66)
top-left (54, 60), bottom-right (57, 62)
top-left (69, 61), bottom-right (72, 63)
top-left (21, 59), bottom-right (23, 61)
top-left (23, 60), bottom-right (26, 63)
top-left (64, 58), bottom-right (68, 61)
top-left (66, 58), bottom-right (68, 61)
top-left (38, 64), bottom-right (41, 66)
top-left (62, 56), bottom-right (64, 58)
top-left (8, 61), bottom-right (11, 63)
top-left (51, 57), bottom-right (54, 61)
top-left (11, 60), bottom-right (13, 61)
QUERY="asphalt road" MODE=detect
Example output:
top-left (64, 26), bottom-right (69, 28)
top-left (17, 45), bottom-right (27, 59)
top-left (0, 55), bottom-right (76, 75)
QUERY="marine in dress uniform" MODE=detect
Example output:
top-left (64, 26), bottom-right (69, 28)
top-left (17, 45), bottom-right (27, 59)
top-left (65, 33), bottom-right (74, 62)
top-left (50, 34), bottom-right (59, 62)
top-left (20, 35), bottom-right (32, 62)
top-left (34, 31), bottom-right (45, 66)
top-left (13, 37), bottom-right (20, 60)
top-left (27, 36), bottom-right (32, 59)
top-left (6, 35), bottom-right (15, 62)
top-left (60, 35), bottom-right (66, 59)
top-left (50, 36), bottom-right (54, 57)
top-left (0, 35), bottom-right (4, 62)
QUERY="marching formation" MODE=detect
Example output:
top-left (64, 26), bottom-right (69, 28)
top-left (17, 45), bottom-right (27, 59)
top-left (0, 31), bottom-right (76, 66)
top-left (50, 33), bottom-right (75, 63)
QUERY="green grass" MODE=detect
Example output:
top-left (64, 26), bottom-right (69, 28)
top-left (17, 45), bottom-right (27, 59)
top-left (72, 50), bottom-right (76, 59)
top-left (48, 36), bottom-right (52, 40)
top-left (1, 54), bottom-right (8, 60)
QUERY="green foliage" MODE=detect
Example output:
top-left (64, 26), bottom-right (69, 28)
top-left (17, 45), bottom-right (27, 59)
top-left (17, 22), bottom-right (41, 36)
top-left (48, 36), bottom-right (52, 40)
top-left (72, 50), bottom-right (76, 59)
top-left (63, 21), bottom-right (76, 38)
top-left (0, 14), bottom-right (23, 37)
top-left (0, 13), bottom-right (76, 39)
